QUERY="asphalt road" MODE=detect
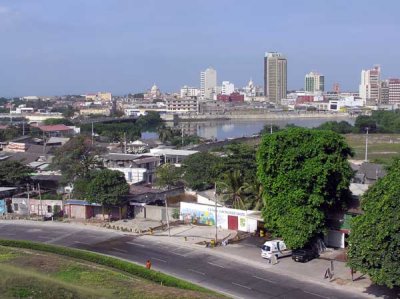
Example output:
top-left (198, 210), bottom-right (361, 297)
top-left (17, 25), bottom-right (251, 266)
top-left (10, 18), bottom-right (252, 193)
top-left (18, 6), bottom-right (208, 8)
top-left (0, 222), bottom-right (365, 299)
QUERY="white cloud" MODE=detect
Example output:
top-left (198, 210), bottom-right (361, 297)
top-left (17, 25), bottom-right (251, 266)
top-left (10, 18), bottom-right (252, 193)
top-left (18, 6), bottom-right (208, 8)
top-left (0, 5), bottom-right (11, 14)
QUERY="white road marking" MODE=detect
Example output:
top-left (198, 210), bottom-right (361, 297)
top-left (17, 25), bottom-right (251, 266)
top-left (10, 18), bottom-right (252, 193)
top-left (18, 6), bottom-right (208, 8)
top-left (112, 247), bottom-right (127, 253)
top-left (303, 291), bottom-right (330, 299)
top-left (151, 257), bottom-right (167, 263)
top-left (126, 242), bottom-right (145, 247)
top-left (37, 236), bottom-right (51, 239)
top-left (207, 261), bottom-right (225, 268)
top-left (232, 282), bottom-right (252, 290)
top-left (73, 241), bottom-right (90, 246)
top-left (252, 275), bottom-right (276, 284)
top-left (1, 233), bottom-right (15, 236)
top-left (171, 251), bottom-right (187, 257)
top-left (188, 269), bottom-right (205, 276)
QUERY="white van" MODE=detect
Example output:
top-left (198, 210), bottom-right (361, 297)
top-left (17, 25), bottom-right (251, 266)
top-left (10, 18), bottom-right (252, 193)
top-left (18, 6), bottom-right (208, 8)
top-left (261, 240), bottom-right (292, 259)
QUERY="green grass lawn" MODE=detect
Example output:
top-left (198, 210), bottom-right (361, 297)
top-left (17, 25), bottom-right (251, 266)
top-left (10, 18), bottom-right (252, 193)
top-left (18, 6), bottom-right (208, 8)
top-left (345, 134), bottom-right (400, 164)
top-left (0, 246), bottom-right (222, 299)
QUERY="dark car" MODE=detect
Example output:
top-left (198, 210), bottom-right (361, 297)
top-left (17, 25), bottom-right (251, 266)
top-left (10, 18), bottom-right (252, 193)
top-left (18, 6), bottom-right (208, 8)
top-left (292, 248), bottom-right (319, 263)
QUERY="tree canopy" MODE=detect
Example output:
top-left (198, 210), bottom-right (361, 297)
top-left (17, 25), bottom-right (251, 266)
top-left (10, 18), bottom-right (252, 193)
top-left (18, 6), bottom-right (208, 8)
top-left (347, 159), bottom-right (400, 288)
top-left (0, 161), bottom-right (33, 187)
top-left (314, 121), bottom-right (354, 134)
top-left (155, 164), bottom-right (181, 189)
top-left (182, 152), bottom-right (222, 191)
top-left (42, 118), bottom-right (73, 126)
top-left (83, 169), bottom-right (129, 206)
top-left (257, 128), bottom-right (354, 249)
top-left (51, 136), bottom-right (105, 184)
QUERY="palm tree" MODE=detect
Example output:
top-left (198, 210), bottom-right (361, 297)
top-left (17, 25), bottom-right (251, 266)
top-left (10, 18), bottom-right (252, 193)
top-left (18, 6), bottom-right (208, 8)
top-left (157, 126), bottom-right (173, 143)
top-left (219, 170), bottom-right (246, 210)
top-left (241, 181), bottom-right (264, 211)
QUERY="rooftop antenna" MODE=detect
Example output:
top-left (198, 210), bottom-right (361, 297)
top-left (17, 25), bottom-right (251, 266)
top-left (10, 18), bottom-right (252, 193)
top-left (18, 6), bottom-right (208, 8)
top-left (364, 127), bottom-right (369, 162)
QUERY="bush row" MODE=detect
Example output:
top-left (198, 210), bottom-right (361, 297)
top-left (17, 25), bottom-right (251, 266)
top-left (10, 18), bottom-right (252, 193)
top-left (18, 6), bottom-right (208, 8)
top-left (0, 239), bottom-right (213, 294)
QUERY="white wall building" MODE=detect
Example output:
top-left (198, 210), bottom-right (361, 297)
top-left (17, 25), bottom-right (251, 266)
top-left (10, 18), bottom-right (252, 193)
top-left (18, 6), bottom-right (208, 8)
top-left (200, 68), bottom-right (217, 99)
top-left (221, 81), bottom-right (235, 95)
top-left (180, 86), bottom-right (199, 98)
top-left (359, 65), bottom-right (381, 104)
top-left (110, 167), bottom-right (148, 184)
top-left (329, 96), bottom-right (364, 111)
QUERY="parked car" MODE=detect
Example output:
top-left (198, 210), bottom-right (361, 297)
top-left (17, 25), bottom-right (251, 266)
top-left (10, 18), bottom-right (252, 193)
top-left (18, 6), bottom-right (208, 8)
top-left (261, 240), bottom-right (292, 260)
top-left (291, 248), bottom-right (319, 263)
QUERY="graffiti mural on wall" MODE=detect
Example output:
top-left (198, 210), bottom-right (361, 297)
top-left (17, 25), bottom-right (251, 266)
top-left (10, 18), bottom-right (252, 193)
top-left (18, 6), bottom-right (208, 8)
top-left (0, 199), bottom-right (6, 215)
top-left (181, 206), bottom-right (216, 225)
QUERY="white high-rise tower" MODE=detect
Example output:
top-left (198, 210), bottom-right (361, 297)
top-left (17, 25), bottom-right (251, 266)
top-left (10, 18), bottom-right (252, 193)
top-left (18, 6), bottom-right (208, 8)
top-left (200, 68), bottom-right (217, 99)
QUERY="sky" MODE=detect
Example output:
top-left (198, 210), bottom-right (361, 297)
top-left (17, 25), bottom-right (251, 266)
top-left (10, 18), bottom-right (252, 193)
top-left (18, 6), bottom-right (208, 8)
top-left (0, 0), bottom-right (399, 97)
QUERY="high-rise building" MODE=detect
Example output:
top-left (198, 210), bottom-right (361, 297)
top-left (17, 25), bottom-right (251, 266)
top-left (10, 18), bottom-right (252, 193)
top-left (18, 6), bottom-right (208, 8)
top-left (200, 68), bottom-right (217, 99)
top-left (264, 52), bottom-right (287, 104)
top-left (221, 81), bottom-right (235, 95)
top-left (359, 65), bottom-right (381, 104)
top-left (388, 78), bottom-right (400, 104)
top-left (305, 72), bottom-right (324, 92)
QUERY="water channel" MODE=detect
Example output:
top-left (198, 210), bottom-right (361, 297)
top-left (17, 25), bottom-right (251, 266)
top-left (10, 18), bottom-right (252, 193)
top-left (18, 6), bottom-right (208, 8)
top-left (142, 116), bottom-right (355, 141)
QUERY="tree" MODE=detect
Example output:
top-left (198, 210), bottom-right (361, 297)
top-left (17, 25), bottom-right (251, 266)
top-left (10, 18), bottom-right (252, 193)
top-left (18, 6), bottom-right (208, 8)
top-left (155, 164), bottom-right (181, 189)
top-left (84, 169), bottom-right (129, 206)
top-left (0, 126), bottom-right (21, 142)
top-left (257, 128), bottom-right (354, 249)
top-left (43, 118), bottom-right (73, 126)
top-left (347, 159), bottom-right (400, 288)
top-left (182, 152), bottom-right (222, 190)
top-left (315, 121), bottom-right (354, 134)
top-left (353, 115), bottom-right (378, 133)
top-left (241, 180), bottom-right (264, 211)
top-left (0, 161), bottom-right (33, 186)
top-left (218, 170), bottom-right (246, 210)
top-left (216, 143), bottom-right (257, 183)
top-left (51, 136), bottom-right (105, 184)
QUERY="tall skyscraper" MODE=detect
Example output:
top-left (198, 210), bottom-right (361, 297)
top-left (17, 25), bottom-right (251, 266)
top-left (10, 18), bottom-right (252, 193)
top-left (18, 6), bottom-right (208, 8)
top-left (359, 65), bottom-right (381, 104)
top-left (305, 72), bottom-right (324, 92)
top-left (200, 68), bottom-right (217, 99)
top-left (264, 52), bottom-right (287, 104)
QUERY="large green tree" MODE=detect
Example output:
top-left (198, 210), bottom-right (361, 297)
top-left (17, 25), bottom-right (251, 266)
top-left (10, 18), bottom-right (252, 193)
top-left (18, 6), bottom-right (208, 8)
top-left (182, 152), bottom-right (222, 191)
top-left (0, 161), bottom-right (33, 186)
top-left (257, 128), bottom-right (354, 249)
top-left (84, 169), bottom-right (129, 206)
top-left (155, 163), bottom-right (181, 189)
top-left (51, 136), bottom-right (105, 184)
top-left (347, 159), bottom-right (400, 288)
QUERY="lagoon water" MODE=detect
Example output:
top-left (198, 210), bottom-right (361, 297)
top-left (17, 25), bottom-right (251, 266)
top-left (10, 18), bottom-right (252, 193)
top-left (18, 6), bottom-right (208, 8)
top-left (142, 117), bottom-right (355, 141)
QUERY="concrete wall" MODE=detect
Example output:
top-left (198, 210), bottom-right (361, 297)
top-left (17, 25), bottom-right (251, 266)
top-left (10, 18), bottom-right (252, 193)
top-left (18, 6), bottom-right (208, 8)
top-left (66, 205), bottom-right (87, 219)
top-left (135, 205), bottom-right (175, 221)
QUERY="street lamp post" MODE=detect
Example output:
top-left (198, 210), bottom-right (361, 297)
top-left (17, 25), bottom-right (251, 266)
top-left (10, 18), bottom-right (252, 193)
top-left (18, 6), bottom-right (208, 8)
top-left (365, 127), bottom-right (369, 162)
top-left (214, 182), bottom-right (218, 244)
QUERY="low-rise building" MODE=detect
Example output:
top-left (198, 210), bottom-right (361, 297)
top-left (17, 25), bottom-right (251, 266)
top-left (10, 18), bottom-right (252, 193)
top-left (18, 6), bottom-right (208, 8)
top-left (102, 153), bottom-right (159, 184)
top-left (165, 98), bottom-right (198, 113)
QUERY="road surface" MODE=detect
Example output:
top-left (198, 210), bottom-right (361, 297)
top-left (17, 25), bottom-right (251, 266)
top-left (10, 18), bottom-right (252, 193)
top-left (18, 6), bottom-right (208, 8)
top-left (0, 222), bottom-right (366, 299)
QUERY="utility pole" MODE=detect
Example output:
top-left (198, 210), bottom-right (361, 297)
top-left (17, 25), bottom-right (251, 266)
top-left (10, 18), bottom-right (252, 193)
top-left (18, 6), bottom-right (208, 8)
top-left (214, 182), bottom-right (218, 244)
top-left (27, 183), bottom-right (30, 219)
top-left (22, 121), bottom-right (25, 136)
top-left (181, 125), bottom-right (184, 147)
top-left (38, 183), bottom-right (43, 218)
top-left (164, 194), bottom-right (171, 237)
top-left (270, 123), bottom-right (273, 134)
top-left (365, 127), bottom-right (369, 162)
top-left (91, 122), bottom-right (94, 146)
top-left (124, 132), bottom-right (127, 153)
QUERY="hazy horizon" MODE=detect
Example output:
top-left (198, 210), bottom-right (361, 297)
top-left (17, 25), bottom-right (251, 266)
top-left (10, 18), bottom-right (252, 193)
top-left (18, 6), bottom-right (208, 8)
top-left (0, 0), bottom-right (399, 97)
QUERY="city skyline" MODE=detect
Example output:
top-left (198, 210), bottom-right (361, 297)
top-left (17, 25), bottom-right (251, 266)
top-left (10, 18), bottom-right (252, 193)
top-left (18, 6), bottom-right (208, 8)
top-left (0, 0), bottom-right (399, 96)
